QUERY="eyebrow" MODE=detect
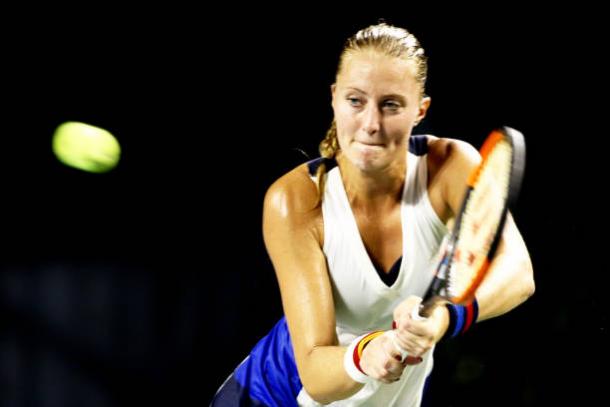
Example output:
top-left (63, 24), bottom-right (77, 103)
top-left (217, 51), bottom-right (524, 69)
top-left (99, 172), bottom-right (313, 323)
top-left (346, 87), bottom-right (407, 103)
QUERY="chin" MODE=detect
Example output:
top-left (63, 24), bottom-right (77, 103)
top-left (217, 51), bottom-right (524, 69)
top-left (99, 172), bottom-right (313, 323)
top-left (349, 152), bottom-right (388, 173)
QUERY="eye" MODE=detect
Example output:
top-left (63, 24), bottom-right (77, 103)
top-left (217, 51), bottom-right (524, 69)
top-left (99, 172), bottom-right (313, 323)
top-left (382, 100), bottom-right (401, 111)
top-left (347, 97), bottom-right (363, 107)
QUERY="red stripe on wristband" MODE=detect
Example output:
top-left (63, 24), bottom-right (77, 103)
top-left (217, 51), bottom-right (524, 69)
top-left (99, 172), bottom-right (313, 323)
top-left (461, 299), bottom-right (479, 334)
top-left (353, 331), bottom-right (384, 374)
top-left (352, 343), bottom-right (364, 374)
top-left (462, 302), bottom-right (474, 333)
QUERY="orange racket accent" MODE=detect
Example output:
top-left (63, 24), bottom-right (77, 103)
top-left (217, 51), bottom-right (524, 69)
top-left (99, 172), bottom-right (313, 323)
top-left (467, 130), bottom-right (504, 187)
top-left (450, 257), bottom-right (491, 304)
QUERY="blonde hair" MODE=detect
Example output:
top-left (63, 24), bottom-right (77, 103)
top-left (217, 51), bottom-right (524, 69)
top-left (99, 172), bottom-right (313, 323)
top-left (316, 23), bottom-right (428, 199)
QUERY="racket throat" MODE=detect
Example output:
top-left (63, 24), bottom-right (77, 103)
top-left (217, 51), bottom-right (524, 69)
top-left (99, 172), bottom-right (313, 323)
top-left (424, 247), bottom-right (454, 301)
top-left (419, 296), bottom-right (449, 318)
top-left (421, 272), bottom-right (452, 318)
top-left (420, 248), bottom-right (454, 318)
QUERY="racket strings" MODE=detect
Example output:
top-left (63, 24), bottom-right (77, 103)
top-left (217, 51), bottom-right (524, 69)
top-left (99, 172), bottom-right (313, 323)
top-left (448, 140), bottom-right (512, 299)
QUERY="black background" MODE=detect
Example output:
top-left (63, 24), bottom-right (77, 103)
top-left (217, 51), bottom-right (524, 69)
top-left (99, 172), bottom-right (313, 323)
top-left (1, 7), bottom-right (606, 406)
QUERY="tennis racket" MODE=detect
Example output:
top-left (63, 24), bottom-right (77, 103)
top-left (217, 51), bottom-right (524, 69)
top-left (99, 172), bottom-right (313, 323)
top-left (418, 126), bottom-right (526, 317)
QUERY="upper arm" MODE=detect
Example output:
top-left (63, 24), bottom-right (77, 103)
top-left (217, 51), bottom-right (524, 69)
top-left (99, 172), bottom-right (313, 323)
top-left (262, 166), bottom-right (337, 368)
top-left (432, 138), bottom-right (482, 217)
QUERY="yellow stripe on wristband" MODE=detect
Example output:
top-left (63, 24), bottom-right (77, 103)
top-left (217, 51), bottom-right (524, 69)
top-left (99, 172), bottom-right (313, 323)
top-left (356, 330), bottom-right (385, 359)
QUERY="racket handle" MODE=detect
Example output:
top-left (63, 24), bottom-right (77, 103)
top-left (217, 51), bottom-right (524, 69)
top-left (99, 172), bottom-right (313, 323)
top-left (417, 296), bottom-right (447, 318)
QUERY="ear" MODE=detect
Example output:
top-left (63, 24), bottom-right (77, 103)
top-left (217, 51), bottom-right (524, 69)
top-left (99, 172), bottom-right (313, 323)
top-left (331, 83), bottom-right (337, 107)
top-left (415, 96), bottom-right (431, 124)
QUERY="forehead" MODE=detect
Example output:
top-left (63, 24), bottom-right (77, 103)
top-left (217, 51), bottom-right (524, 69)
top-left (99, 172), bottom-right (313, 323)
top-left (337, 51), bottom-right (419, 96)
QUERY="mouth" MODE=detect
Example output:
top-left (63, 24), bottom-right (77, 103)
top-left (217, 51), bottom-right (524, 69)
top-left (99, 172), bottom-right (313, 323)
top-left (356, 141), bottom-right (385, 147)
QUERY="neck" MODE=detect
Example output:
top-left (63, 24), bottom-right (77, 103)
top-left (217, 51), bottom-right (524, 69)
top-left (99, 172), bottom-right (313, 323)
top-left (337, 153), bottom-right (406, 211)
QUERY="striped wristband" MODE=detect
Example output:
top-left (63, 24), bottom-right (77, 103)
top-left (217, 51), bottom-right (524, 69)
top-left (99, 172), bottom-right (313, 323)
top-left (343, 330), bottom-right (384, 383)
top-left (444, 298), bottom-right (479, 339)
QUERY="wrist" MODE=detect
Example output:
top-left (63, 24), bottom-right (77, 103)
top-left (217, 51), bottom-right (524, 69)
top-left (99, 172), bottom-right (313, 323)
top-left (343, 330), bottom-right (384, 383)
top-left (433, 304), bottom-right (451, 342)
top-left (442, 298), bottom-right (479, 340)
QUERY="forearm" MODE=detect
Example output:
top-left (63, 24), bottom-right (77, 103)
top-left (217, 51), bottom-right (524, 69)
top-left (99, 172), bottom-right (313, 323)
top-left (299, 345), bottom-right (364, 404)
top-left (475, 251), bottom-right (535, 321)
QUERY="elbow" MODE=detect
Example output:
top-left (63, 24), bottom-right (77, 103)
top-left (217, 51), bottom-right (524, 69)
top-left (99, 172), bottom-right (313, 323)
top-left (299, 347), bottom-right (356, 405)
top-left (300, 378), bottom-right (336, 405)
top-left (307, 391), bottom-right (334, 405)
top-left (297, 350), bottom-right (335, 405)
top-left (522, 276), bottom-right (535, 303)
top-left (525, 273), bottom-right (535, 298)
top-left (299, 375), bottom-right (324, 404)
top-left (521, 258), bottom-right (535, 301)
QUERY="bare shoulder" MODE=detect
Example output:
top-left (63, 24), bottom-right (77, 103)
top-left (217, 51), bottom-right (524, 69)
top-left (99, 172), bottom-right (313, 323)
top-left (428, 136), bottom-right (481, 183)
top-left (425, 135), bottom-right (483, 218)
top-left (426, 135), bottom-right (481, 177)
top-left (263, 163), bottom-right (323, 241)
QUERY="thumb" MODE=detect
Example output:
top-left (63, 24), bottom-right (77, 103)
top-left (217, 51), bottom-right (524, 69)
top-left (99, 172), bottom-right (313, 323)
top-left (393, 295), bottom-right (423, 328)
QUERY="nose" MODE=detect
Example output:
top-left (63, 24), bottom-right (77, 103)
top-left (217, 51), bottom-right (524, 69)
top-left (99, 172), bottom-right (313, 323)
top-left (362, 104), bottom-right (381, 136)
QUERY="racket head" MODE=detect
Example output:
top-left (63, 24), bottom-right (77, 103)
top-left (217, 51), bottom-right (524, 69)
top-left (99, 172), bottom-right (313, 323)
top-left (428, 127), bottom-right (526, 306)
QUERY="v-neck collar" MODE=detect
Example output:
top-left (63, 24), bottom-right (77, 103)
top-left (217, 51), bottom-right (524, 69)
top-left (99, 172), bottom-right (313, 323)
top-left (332, 150), bottom-right (412, 290)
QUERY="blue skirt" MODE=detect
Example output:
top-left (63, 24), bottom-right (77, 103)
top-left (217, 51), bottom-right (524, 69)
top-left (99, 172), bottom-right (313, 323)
top-left (211, 317), bottom-right (302, 407)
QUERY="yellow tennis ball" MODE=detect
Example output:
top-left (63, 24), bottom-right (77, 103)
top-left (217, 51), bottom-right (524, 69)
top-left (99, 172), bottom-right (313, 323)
top-left (52, 121), bottom-right (121, 173)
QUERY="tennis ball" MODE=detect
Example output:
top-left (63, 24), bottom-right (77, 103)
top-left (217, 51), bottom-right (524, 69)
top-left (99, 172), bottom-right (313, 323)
top-left (52, 121), bottom-right (121, 173)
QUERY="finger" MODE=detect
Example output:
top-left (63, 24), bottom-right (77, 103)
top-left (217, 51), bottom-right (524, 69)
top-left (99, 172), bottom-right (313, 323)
top-left (396, 317), bottom-right (432, 338)
top-left (379, 365), bottom-right (404, 383)
top-left (392, 334), bottom-right (429, 358)
top-left (402, 355), bottom-right (424, 366)
top-left (379, 376), bottom-right (401, 384)
top-left (410, 304), bottom-right (426, 321)
top-left (393, 327), bottom-right (426, 349)
top-left (393, 295), bottom-right (424, 324)
top-left (385, 330), bottom-right (409, 361)
top-left (381, 330), bottom-right (402, 361)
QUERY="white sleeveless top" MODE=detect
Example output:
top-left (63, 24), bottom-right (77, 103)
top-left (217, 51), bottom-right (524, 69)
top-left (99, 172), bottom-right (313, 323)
top-left (298, 140), bottom-right (448, 407)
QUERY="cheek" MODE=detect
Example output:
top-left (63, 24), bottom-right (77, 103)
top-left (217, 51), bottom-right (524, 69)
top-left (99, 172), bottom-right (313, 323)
top-left (334, 103), bottom-right (351, 122)
top-left (334, 111), bottom-right (356, 144)
top-left (388, 115), bottom-right (415, 135)
top-left (336, 127), bottom-right (350, 151)
top-left (335, 107), bottom-right (359, 133)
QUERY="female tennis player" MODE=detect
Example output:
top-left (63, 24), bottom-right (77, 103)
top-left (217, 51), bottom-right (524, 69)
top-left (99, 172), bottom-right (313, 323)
top-left (212, 22), bottom-right (534, 407)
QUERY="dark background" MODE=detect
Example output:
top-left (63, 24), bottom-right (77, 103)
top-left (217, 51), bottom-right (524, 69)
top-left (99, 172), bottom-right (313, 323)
top-left (1, 8), bottom-right (606, 406)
